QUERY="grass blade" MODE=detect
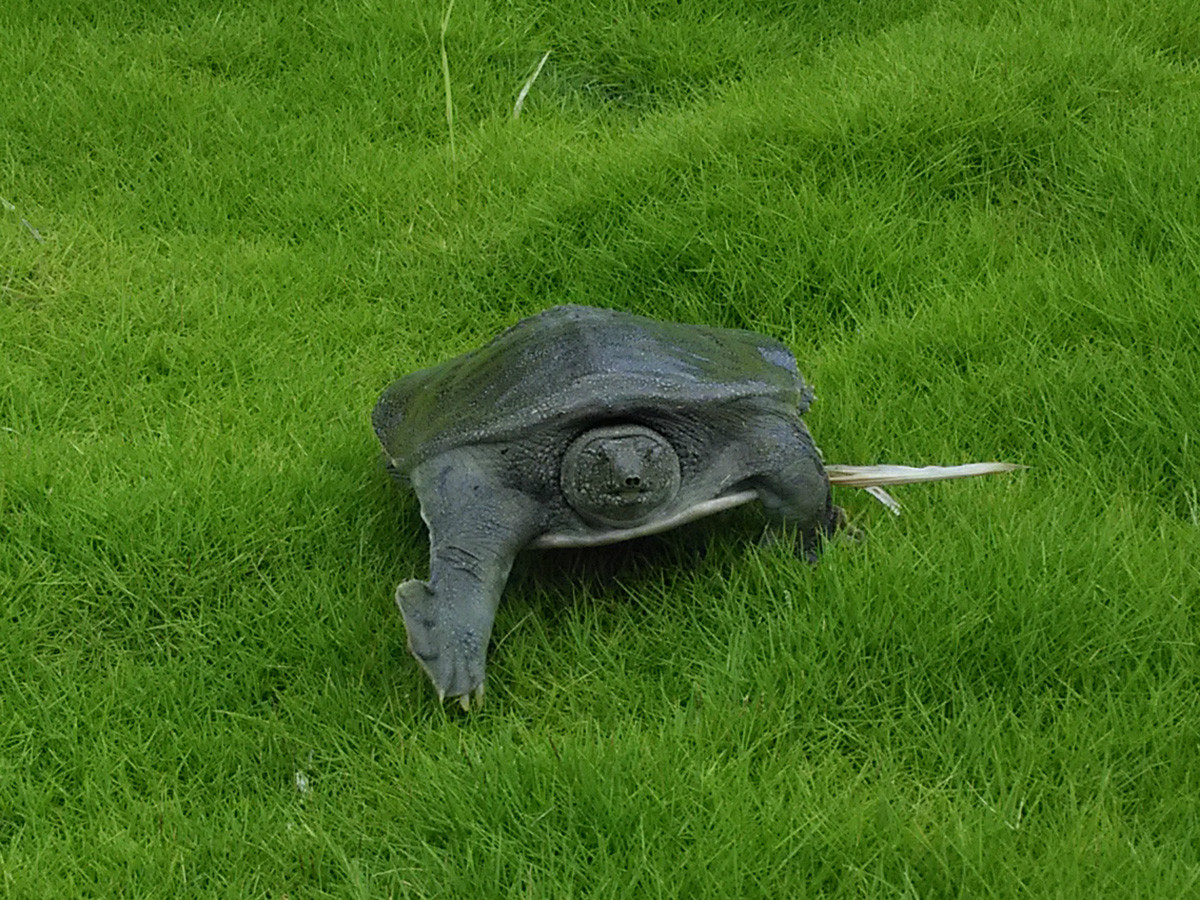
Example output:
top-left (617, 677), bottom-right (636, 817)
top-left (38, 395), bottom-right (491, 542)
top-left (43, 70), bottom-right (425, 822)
top-left (514, 50), bottom-right (551, 119)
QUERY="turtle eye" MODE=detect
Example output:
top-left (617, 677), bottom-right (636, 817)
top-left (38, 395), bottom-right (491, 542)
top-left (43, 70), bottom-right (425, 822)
top-left (562, 424), bottom-right (681, 527)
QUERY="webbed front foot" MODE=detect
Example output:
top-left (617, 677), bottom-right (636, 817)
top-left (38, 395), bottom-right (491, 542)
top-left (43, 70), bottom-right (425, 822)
top-left (762, 504), bottom-right (855, 563)
top-left (396, 580), bottom-right (488, 710)
top-left (800, 504), bottom-right (861, 561)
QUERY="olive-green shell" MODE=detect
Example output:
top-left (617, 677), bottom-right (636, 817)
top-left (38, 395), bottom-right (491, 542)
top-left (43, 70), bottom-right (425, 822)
top-left (372, 305), bottom-right (812, 473)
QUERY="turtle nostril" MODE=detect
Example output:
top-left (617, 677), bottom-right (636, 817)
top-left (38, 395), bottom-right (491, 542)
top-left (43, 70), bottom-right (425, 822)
top-left (625, 475), bottom-right (641, 487)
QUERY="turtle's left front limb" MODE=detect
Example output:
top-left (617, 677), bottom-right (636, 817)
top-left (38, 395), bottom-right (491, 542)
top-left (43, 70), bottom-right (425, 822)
top-left (741, 415), bottom-right (842, 562)
top-left (396, 447), bottom-right (545, 709)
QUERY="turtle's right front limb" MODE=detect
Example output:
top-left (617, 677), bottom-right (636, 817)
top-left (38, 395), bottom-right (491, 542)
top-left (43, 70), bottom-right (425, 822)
top-left (396, 448), bottom-right (544, 709)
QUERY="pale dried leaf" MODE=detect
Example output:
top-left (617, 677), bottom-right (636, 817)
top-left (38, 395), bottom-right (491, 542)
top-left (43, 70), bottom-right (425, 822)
top-left (825, 462), bottom-right (1025, 487)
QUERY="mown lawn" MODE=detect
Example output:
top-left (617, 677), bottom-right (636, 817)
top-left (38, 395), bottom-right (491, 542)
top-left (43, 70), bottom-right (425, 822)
top-left (2, 0), bottom-right (1199, 896)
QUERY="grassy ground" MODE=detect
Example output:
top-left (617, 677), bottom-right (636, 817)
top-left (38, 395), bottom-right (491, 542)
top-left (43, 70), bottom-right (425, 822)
top-left (3, 0), bottom-right (1200, 896)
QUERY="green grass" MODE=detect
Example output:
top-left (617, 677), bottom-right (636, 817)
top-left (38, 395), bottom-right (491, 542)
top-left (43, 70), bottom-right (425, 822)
top-left (3, 0), bottom-right (1200, 895)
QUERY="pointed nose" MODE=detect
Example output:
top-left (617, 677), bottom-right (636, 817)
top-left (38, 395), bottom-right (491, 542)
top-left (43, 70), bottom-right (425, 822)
top-left (608, 441), bottom-right (647, 492)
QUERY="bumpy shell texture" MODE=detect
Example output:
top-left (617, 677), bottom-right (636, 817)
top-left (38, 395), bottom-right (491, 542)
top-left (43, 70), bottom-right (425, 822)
top-left (373, 305), bottom-right (812, 474)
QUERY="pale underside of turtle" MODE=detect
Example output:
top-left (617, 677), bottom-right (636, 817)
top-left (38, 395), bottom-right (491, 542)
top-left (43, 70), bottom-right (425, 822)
top-left (373, 305), bottom-right (1020, 709)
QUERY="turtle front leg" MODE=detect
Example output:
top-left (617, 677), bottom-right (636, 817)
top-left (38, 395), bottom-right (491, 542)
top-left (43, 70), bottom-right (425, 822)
top-left (396, 448), bottom-right (544, 709)
top-left (744, 417), bottom-right (842, 562)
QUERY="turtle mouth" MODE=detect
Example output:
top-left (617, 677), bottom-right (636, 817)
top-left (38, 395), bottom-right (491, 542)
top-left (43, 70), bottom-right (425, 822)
top-left (613, 486), bottom-right (647, 499)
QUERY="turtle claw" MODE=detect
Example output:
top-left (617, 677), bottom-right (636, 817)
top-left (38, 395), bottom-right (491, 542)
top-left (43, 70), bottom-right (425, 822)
top-left (450, 683), bottom-right (486, 712)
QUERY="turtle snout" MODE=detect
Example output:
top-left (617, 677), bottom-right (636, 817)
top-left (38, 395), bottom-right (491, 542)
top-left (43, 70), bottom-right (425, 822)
top-left (608, 442), bottom-right (653, 494)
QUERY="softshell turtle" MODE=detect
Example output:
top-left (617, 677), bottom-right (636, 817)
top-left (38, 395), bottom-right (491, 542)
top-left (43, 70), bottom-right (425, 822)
top-left (373, 305), bottom-right (1018, 708)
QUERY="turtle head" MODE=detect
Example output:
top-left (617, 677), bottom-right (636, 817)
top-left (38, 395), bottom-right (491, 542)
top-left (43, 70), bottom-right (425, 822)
top-left (561, 424), bottom-right (681, 528)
